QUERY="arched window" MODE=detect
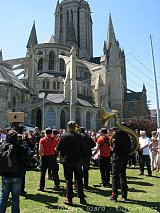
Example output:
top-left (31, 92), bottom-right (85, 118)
top-left (46, 81), bottom-right (50, 89)
top-left (48, 51), bottom-right (55, 70)
top-left (38, 58), bottom-right (43, 71)
top-left (71, 10), bottom-right (73, 22)
top-left (57, 81), bottom-right (60, 90)
top-left (43, 81), bottom-right (45, 89)
top-left (67, 11), bottom-right (69, 28)
top-left (13, 97), bottom-right (16, 111)
top-left (76, 110), bottom-right (81, 126)
top-left (47, 110), bottom-right (56, 128)
top-left (86, 111), bottom-right (91, 130)
top-left (53, 81), bottom-right (56, 90)
top-left (60, 110), bottom-right (65, 129)
top-left (60, 58), bottom-right (65, 72)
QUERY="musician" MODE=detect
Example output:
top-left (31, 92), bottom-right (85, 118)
top-left (57, 121), bottom-right (86, 206)
top-left (110, 123), bottom-right (131, 202)
top-left (38, 128), bottom-right (60, 191)
top-left (96, 128), bottom-right (111, 187)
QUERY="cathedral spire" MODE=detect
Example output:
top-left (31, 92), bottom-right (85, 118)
top-left (55, 0), bottom-right (60, 15)
top-left (106, 13), bottom-right (115, 50)
top-left (26, 21), bottom-right (38, 48)
top-left (0, 49), bottom-right (3, 63)
top-left (66, 20), bottom-right (77, 46)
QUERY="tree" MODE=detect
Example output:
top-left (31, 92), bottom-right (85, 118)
top-left (125, 118), bottom-right (157, 137)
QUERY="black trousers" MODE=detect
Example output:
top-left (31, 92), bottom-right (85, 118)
top-left (39, 155), bottom-right (59, 189)
top-left (63, 161), bottom-right (84, 199)
top-left (111, 159), bottom-right (128, 199)
top-left (98, 156), bottom-right (111, 184)
top-left (139, 154), bottom-right (152, 175)
top-left (82, 156), bottom-right (91, 187)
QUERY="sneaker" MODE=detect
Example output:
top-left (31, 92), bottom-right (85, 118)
top-left (80, 198), bottom-right (87, 205)
top-left (146, 174), bottom-right (152, 177)
top-left (122, 198), bottom-right (127, 202)
top-left (139, 173), bottom-right (144, 176)
top-left (63, 199), bottom-right (73, 206)
top-left (109, 196), bottom-right (117, 202)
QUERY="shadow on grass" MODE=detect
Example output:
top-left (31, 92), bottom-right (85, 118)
top-left (125, 198), bottom-right (160, 212)
top-left (128, 180), bottom-right (153, 186)
top-left (24, 193), bottom-right (58, 206)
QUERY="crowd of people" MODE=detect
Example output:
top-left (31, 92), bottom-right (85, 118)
top-left (0, 122), bottom-right (160, 212)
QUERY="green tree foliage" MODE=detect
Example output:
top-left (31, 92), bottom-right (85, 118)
top-left (126, 118), bottom-right (157, 137)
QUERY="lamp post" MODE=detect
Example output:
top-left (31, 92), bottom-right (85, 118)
top-left (149, 34), bottom-right (160, 130)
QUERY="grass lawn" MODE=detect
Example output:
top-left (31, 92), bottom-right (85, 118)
top-left (1, 164), bottom-right (160, 213)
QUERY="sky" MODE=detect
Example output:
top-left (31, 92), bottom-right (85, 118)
top-left (0, 0), bottom-right (160, 110)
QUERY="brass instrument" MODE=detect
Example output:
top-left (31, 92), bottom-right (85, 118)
top-left (101, 100), bottom-right (139, 155)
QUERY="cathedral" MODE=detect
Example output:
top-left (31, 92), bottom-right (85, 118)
top-left (0, 0), bottom-right (149, 130)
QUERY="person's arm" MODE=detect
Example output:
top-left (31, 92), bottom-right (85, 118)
top-left (38, 139), bottom-right (44, 157)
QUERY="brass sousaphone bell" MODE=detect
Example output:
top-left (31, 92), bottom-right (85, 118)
top-left (101, 100), bottom-right (139, 155)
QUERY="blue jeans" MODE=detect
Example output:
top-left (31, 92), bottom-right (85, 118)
top-left (0, 177), bottom-right (22, 213)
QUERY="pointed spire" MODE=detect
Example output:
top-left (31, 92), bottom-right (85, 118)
top-left (106, 13), bottom-right (115, 50)
top-left (55, 0), bottom-right (60, 15)
top-left (27, 21), bottom-right (38, 48)
top-left (0, 49), bottom-right (3, 63)
top-left (66, 20), bottom-right (77, 45)
top-left (142, 84), bottom-right (146, 92)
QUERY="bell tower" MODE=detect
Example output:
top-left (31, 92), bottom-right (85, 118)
top-left (54, 0), bottom-right (93, 60)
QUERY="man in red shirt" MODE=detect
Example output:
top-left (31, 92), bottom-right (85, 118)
top-left (38, 128), bottom-right (60, 191)
top-left (96, 128), bottom-right (111, 187)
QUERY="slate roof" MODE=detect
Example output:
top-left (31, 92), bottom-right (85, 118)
top-left (0, 63), bottom-right (27, 90)
top-left (38, 92), bottom-right (98, 107)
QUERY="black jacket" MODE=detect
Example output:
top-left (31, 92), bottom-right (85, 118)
top-left (1, 141), bottom-right (29, 178)
top-left (80, 133), bottom-right (96, 157)
top-left (57, 131), bottom-right (83, 164)
top-left (111, 131), bottom-right (131, 161)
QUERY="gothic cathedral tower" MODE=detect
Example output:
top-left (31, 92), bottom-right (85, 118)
top-left (54, 0), bottom-right (93, 60)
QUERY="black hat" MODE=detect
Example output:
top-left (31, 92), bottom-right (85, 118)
top-left (80, 127), bottom-right (85, 133)
top-left (45, 127), bottom-right (52, 135)
top-left (53, 129), bottom-right (59, 135)
top-left (67, 121), bottom-right (76, 128)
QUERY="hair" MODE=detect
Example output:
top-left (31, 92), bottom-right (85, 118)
top-left (6, 130), bottom-right (18, 144)
top-left (45, 128), bottom-right (52, 135)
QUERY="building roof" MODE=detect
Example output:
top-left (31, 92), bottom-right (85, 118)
top-left (38, 92), bottom-right (97, 107)
top-left (0, 63), bottom-right (27, 90)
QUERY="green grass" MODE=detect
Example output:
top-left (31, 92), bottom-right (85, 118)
top-left (1, 164), bottom-right (160, 213)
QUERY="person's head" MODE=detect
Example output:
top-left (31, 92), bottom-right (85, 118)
top-left (45, 127), bottom-right (52, 135)
top-left (139, 130), bottom-right (146, 138)
top-left (6, 130), bottom-right (18, 144)
top-left (151, 131), bottom-right (157, 138)
top-left (151, 137), bottom-right (158, 143)
top-left (80, 127), bottom-right (85, 134)
top-left (53, 129), bottom-right (59, 136)
top-left (35, 127), bottom-right (39, 132)
top-left (101, 128), bottom-right (108, 135)
top-left (67, 121), bottom-right (76, 131)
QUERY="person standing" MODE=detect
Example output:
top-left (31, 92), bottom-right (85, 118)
top-left (57, 121), bottom-right (86, 206)
top-left (79, 127), bottom-right (96, 189)
top-left (110, 124), bottom-right (131, 202)
top-left (96, 128), bottom-right (111, 187)
top-left (138, 130), bottom-right (152, 176)
top-left (0, 130), bottom-right (28, 213)
top-left (38, 127), bottom-right (60, 191)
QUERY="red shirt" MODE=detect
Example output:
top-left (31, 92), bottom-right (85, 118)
top-left (97, 136), bottom-right (111, 157)
top-left (39, 135), bottom-right (59, 156)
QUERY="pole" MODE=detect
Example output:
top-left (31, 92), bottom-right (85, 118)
top-left (42, 95), bottom-right (45, 130)
top-left (149, 34), bottom-right (160, 129)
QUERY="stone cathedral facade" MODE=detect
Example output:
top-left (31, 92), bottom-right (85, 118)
top-left (0, 0), bottom-right (149, 130)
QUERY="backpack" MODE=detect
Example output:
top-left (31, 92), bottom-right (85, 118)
top-left (0, 142), bottom-right (18, 173)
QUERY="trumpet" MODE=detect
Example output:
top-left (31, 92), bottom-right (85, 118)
top-left (101, 100), bottom-right (139, 155)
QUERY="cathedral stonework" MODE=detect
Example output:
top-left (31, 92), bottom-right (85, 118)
top-left (0, 0), bottom-right (149, 130)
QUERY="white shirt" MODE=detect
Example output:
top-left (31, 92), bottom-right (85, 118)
top-left (139, 136), bottom-right (151, 155)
